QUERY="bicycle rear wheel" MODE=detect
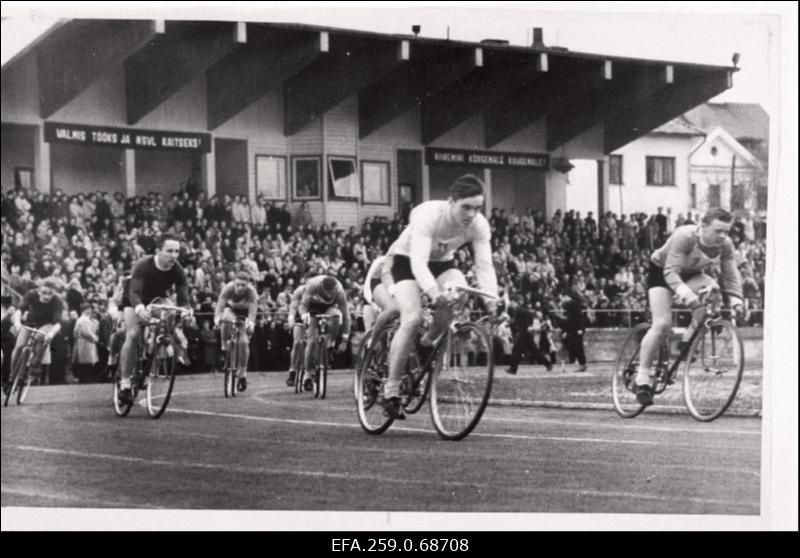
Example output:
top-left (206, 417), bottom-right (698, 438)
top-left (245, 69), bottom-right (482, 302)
top-left (5, 348), bottom-right (29, 407)
top-left (683, 319), bottom-right (744, 422)
top-left (356, 326), bottom-right (394, 435)
top-left (430, 323), bottom-right (494, 441)
top-left (611, 323), bottom-right (649, 418)
top-left (146, 340), bottom-right (178, 419)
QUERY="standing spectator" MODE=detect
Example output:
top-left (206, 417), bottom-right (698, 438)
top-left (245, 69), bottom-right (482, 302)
top-left (72, 304), bottom-right (99, 383)
top-left (556, 290), bottom-right (587, 371)
top-left (295, 201), bottom-right (313, 230)
top-left (199, 320), bottom-right (219, 372)
top-left (1, 300), bottom-right (16, 387)
top-left (504, 297), bottom-right (552, 375)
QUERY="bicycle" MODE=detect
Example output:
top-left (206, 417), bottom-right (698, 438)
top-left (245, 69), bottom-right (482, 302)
top-left (302, 314), bottom-right (336, 399)
top-left (611, 285), bottom-right (744, 421)
top-left (220, 317), bottom-right (247, 398)
top-left (113, 302), bottom-right (192, 419)
top-left (3, 326), bottom-right (48, 407)
top-left (356, 284), bottom-right (497, 440)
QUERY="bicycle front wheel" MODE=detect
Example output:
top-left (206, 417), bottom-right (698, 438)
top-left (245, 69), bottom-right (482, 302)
top-left (5, 348), bottom-right (30, 407)
top-left (113, 375), bottom-right (134, 417)
top-left (611, 323), bottom-right (649, 418)
top-left (223, 345), bottom-right (236, 398)
top-left (315, 343), bottom-right (328, 400)
top-left (146, 341), bottom-right (178, 419)
top-left (16, 365), bottom-right (33, 405)
top-left (683, 319), bottom-right (744, 422)
top-left (356, 326), bottom-right (394, 435)
top-left (430, 322), bottom-right (494, 441)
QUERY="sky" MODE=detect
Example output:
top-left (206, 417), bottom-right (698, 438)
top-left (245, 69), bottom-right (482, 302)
top-left (0, 1), bottom-right (785, 117)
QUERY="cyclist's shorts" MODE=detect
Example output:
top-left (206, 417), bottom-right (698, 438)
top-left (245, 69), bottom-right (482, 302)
top-left (390, 255), bottom-right (455, 284)
top-left (308, 302), bottom-right (335, 316)
top-left (647, 261), bottom-right (702, 292)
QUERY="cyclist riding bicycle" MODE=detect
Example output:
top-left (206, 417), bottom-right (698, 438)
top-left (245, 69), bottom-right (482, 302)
top-left (361, 255), bottom-right (400, 346)
top-left (298, 274), bottom-right (351, 392)
top-left (285, 283), bottom-right (306, 387)
top-left (382, 174), bottom-right (498, 420)
top-left (8, 277), bottom-right (66, 387)
top-left (118, 233), bottom-right (192, 405)
top-left (634, 208), bottom-right (744, 406)
top-left (214, 271), bottom-right (258, 392)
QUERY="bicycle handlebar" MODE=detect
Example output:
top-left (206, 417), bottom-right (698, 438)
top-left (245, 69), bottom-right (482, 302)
top-left (445, 283), bottom-right (500, 300)
top-left (147, 304), bottom-right (193, 314)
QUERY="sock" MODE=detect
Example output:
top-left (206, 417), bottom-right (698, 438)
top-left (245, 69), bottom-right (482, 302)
top-left (120, 377), bottom-right (131, 389)
top-left (635, 367), bottom-right (650, 386)
top-left (384, 378), bottom-right (401, 399)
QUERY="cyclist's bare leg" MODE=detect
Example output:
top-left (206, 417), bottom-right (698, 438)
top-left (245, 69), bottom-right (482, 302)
top-left (325, 308), bottom-right (342, 348)
top-left (681, 274), bottom-right (715, 342)
top-left (386, 280), bottom-right (423, 399)
top-left (290, 323), bottom-right (304, 372)
top-left (304, 318), bottom-right (319, 372)
top-left (236, 328), bottom-right (250, 377)
top-left (637, 287), bottom-right (673, 385)
top-left (422, 269), bottom-right (468, 346)
top-left (118, 307), bottom-right (142, 388)
top-left (369, 285), bottom-right (400, 346)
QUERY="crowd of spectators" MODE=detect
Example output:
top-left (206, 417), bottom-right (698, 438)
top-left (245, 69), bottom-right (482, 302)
top-left (1, 186), bottom-right (768, 382)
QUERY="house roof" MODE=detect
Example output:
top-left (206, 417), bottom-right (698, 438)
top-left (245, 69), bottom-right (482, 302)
top-left (651, 115), bottom-right (705, 136)
top-left (683, 103), bottom-right (769, 142)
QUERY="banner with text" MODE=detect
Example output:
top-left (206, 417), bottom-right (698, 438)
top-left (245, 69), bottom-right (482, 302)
top-left (44, 122), bottom-right (211, 153)
top-left (425, 147), bottom-right (549, 170)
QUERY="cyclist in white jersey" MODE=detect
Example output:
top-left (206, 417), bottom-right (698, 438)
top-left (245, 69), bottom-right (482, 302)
top-left (382, 174), bottom-right (498, 419)
top-left (634, 208), bottom-right (744, 405)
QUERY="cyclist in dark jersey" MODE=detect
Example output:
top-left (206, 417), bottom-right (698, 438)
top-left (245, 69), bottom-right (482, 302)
top-left (8, 277), bottom-right (66, 383)
top-left (118, 234), bottom-right (192, 404)
top-left (298, 274), bottom-right (351, 392)
top-left (214, 272), bottom-right (258, 392)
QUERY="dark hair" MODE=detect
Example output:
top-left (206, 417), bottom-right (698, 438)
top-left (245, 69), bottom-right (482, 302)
top-left (701, 208), bottom-right (733, 225)
top-left (158, 233), bottom-right (180, 247)
top-left (448, 174), bottom-right (485, 200)
top-left (235, 271), bottom-right (251, 282)
top-left (321, 276), bottom-right (337, 292)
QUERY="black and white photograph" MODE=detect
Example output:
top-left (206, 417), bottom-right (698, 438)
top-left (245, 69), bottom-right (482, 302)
top-left (1, 1), bottom-right (796, 534)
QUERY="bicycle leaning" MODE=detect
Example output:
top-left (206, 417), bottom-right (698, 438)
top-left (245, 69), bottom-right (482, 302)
top-left (113, 301), bottom-right (192, 419)
top-left (611, 285), bottom-right (745, 421)
top-left (356, 284), bottom-right (498, 440)
top-left (3, 326), bottom-right (48, 407)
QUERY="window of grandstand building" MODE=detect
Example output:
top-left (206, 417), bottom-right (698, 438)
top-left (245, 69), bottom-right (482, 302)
top-left (361, 160), bottom-right (390, 205)
top-left (328, 156), bottom-right (359, 200)
top-left (292, 156), bottom-right (321, 200)
top-left (255, 155), bottom-right (287, 200)
top-left (609, 155), bottom-right (623, 185)
top-left (645, 156), bottom-right (675, 186)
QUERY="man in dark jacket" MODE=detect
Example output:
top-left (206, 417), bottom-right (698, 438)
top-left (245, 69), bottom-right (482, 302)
top-left (555, 289), bottom-right (588, 371)
top-left (505, 297), bottom-right (552, 375)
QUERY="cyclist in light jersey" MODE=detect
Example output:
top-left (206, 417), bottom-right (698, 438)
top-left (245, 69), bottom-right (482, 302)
top-left (634, 208), bottom-right (744, 405)
top-left (214, 272), bottom-right (258, 392)
top-left (285, 283), bottom-right (306, 387)
top-left (382, 174), bottom-right (498, 419)
top-left (298, 275), bottom-right (352, 392)
top-left (361, 255), bottom-right (399, 341)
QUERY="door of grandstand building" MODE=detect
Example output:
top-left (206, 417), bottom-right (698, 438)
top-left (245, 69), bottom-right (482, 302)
top-left (214, 138), bottom-right (249, 201)
top-left (2, 123), bottom-right (38, 192)
top-left (397, 149), bottom-right (422, 223)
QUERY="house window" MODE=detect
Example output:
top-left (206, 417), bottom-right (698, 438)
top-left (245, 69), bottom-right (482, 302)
top-left (255, 155), bottom-right (286, 200)
top-left (645, 156), bottom-right (675, 186)
top-left (609, 155), bottom-right (623, 185)
top-left (327, 156), bottom-right (360, 200)
top-left (731, 183), bottom-right (746, 211)
top-left (361, 160), bottom-right (390, 205)
top-left (690, 183), bottom-right (697, 208)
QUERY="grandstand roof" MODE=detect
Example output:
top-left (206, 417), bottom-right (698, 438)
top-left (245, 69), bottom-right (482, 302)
top-left (2, 19), bottom-right (738, 154)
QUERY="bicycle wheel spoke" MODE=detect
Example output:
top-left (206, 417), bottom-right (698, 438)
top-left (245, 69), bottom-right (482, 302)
top-left (430, 323), bottom-right (493, 440)
top-left (683, 320), bottom-right (744, 422)
top-left (356, 326), bottom-right (395, 434)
